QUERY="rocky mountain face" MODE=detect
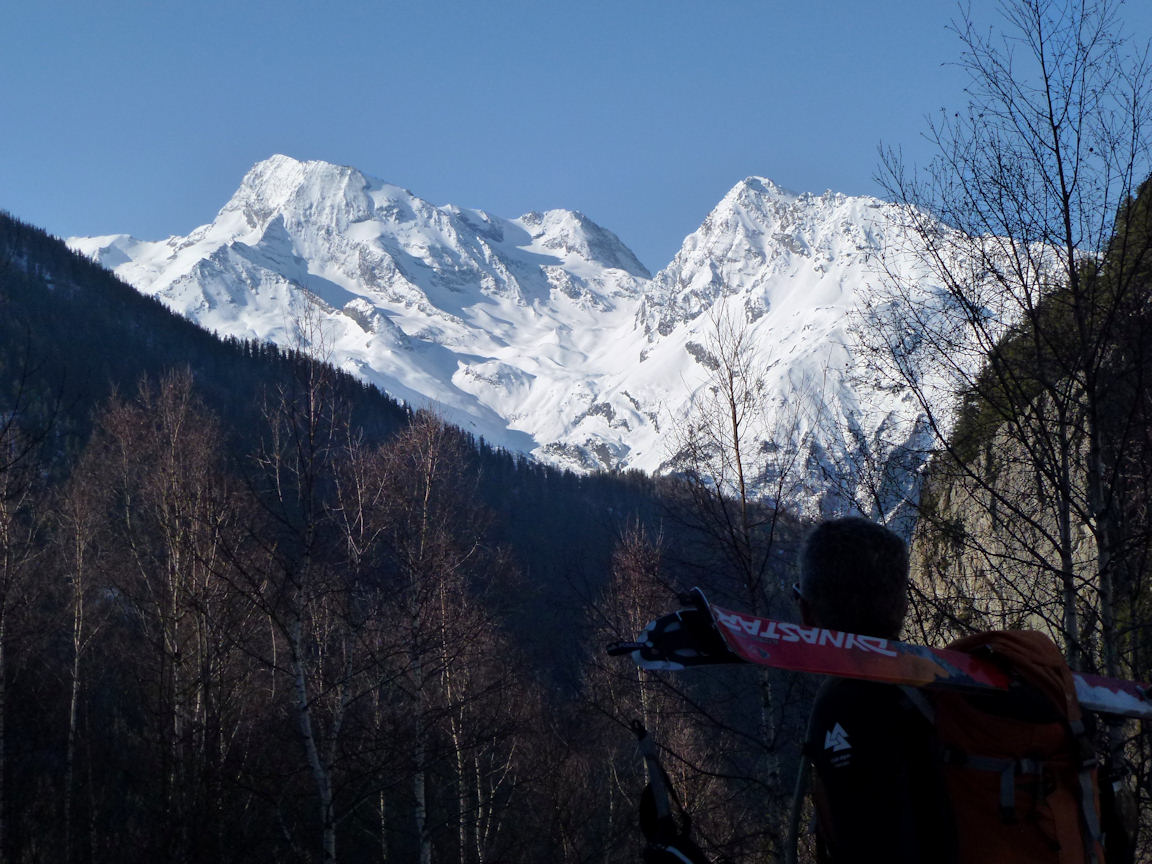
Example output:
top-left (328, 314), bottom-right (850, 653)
top-left (70, 155), bottom-right (945, 517)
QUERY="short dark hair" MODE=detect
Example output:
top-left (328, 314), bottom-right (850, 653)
top-left (798, 517), bottom-right (909, 640)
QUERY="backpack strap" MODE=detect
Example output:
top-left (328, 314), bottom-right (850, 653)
top-left (912, 686), bottom-right (1103, 857)
top-left (939, 751), bottom-right (1047, 823)
top-left (899, 685), bottom-right (936, 724)
top-left (930, 713), bottom-right (1103, 862)
top-left (901, 685), bottom-right (1063, 826)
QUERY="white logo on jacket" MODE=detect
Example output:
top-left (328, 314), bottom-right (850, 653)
top-left (824, 723), bottom-right (851, 753)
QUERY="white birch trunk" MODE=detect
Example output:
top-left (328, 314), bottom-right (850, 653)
top-left (290, 618), bottom-right (337, 864)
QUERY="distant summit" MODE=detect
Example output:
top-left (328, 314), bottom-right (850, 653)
top-left (70, 156), bottom-right (955, 517)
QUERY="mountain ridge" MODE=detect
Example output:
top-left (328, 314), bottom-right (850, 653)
top-left (69, 154), bottom-right (943, 516)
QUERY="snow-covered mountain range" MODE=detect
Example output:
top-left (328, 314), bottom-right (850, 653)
top-left (69, 155), bottom-right (943, 516)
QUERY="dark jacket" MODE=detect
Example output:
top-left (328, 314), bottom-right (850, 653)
top-left (805, 677), bottom-right (956, 864)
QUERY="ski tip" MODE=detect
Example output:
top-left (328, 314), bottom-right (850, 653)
top-left (606, 641), bottom-right (644, 657)
top-left (679, 587), bottom-right (709, 607)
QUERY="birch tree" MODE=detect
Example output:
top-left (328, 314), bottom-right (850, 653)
top-left (371, 412), bottom-right (525, 864)
top-left (664, 305), bottom-right (808, 823)
top-left (86, 370), bottom-right (260, 862)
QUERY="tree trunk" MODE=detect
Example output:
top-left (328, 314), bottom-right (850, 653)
top-left (378, 788), bottom-right (388, 864)
top-left (0, 612), bottom-right (7, 864)
top-left (290, 618), bottom-right (336, 864)
top-left (65, 576), bottom-right (84, 864)
top-left (414, 736), bottom-right (432, 864)
top-left (1056, 418), bottom-right (1082, 669)
top-left (452, 715), bottom-right (468, 864)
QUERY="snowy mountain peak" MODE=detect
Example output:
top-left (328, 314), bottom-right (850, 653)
top-left (223, 155), bottom-right (375, 233)
top-left (68, 156), bottom-right (947, 518)
top-left (516, 209), bottom-right (651, 279)
top-left (202, 156), bottom-right (649, 284)
top-left (636, 177), bottom-right (894, 338)
top-left (728, 175), bottom-right (798, 203)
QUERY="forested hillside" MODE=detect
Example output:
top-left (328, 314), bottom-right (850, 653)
top-left (0, 209), bottom-right (669, 621)
top-left (0, 212), bottom-right (807, 863)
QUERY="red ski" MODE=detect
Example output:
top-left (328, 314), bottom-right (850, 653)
top-left (607, 588), bottom-right (1152, 720)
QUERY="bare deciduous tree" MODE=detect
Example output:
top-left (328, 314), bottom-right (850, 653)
top-left (371, 412), bottom-right (526, 864)
top-left (85, 370), bottom-right (262, 862)
top-left (52, 455), bottom-right (108, 864)
top-left (664, 305), bottom-right (809, 814)
top-left (873, 0), bottom-right (1152, 652)
top-left (865, 0), bottom-right (1152, 851)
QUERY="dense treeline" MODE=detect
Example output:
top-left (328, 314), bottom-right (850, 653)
top-left (2, 365), bottom-right (550, 863)
top-left (0, 209), bottom-right (410, 459)
top-left (0, 212), bottom-right (809, 863)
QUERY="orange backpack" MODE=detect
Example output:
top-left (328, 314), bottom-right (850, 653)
top-left (910, 630), bottom-right (1105, 864)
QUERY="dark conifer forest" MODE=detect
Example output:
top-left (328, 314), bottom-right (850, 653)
top-left (0, 212), bottom-right (807, 864)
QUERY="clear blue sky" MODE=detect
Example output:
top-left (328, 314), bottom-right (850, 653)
top-left (3, 1), bottom-right (1150, 272)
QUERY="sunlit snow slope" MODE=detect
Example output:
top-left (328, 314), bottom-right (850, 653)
top-left (70, 155), bottom-right (939, 516)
